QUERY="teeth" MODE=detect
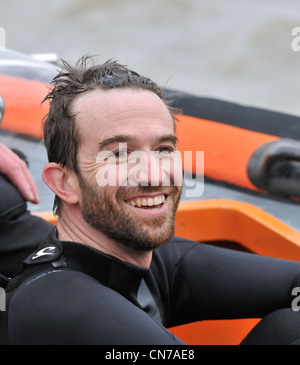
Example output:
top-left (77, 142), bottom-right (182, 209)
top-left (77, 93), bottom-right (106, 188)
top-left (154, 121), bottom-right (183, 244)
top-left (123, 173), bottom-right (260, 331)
top-left (127, 194), bottom-right (165, 208)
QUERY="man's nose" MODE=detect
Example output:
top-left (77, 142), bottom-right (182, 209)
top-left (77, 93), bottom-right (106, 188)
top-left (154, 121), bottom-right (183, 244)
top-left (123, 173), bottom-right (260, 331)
top-left (128, 151), bottom-right (164, 187)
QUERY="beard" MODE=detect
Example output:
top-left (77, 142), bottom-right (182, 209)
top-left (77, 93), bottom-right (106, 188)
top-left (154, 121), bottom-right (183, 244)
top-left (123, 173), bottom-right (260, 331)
top-left (77, 174), bottom-right (182, 251)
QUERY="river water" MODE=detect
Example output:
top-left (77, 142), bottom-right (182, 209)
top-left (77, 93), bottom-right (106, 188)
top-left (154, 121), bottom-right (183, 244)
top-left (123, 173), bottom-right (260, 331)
top-left (1, 0), bottom-right (300, 116)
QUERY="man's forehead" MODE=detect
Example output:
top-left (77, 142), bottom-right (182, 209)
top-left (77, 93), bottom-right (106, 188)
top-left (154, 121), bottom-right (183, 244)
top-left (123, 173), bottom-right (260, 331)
top-left (71, 87), bottom-right (161, 111)
top-left (72, 88), bottom-right (175, 147)
top-left (71, 88), bottom-right (117, 114)
top-left (71, 88), bottom-right (174, 128)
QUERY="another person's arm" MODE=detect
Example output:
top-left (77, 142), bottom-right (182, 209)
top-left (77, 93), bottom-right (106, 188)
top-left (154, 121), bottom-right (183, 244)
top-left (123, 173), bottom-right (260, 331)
top-left (0, 142), bottom-right (39, 203)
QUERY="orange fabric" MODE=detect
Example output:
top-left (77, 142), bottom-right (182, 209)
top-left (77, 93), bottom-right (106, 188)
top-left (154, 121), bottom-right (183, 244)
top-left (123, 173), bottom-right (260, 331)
top-left (0, 74), bottom-right (49, 138)
top-left (169, 318), bottom-right (261, 345)
top-left (176, 114), bottom-right (279, 190)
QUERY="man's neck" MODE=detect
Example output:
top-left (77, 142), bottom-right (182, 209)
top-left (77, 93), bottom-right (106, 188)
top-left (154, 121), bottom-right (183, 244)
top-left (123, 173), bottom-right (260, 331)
top-left (56, 205), bottom-right (152, 269)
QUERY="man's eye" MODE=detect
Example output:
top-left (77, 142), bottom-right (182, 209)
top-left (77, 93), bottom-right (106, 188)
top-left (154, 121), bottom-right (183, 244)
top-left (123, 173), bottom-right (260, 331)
top-left (113, 149), bottom-right (128, 158)
top-left (158, 146), bottom-right (174, 154)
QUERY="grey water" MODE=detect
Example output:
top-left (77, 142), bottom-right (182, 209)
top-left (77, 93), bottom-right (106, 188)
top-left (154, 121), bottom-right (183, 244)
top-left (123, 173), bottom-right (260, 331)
top-left (0, 0), bottom-right (299, 116)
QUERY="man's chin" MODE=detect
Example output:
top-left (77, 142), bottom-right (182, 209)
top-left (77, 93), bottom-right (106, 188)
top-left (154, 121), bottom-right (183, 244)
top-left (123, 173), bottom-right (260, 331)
top-left (121, 224), bottom-right (175, 251)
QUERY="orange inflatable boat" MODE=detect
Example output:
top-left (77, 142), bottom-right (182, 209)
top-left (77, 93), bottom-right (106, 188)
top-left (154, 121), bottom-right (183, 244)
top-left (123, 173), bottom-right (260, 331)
top-left (2, 48), bottom-right (300, 345)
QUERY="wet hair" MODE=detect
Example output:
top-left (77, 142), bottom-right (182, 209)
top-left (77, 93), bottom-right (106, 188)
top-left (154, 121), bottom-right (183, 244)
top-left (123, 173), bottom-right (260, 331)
top-left (42, 56), bottom-right (180, 215)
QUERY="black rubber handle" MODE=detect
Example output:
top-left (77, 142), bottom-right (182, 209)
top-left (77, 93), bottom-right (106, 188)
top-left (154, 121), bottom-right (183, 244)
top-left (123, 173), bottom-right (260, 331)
top-left (247, 139), bottom-right (300, 198)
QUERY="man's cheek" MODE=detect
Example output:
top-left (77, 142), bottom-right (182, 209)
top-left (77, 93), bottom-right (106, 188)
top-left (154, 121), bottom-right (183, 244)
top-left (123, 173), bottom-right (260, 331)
top-left (95, 151), bottom-right (118, 187)
top-left (160, 151), bottom-right (183, 187)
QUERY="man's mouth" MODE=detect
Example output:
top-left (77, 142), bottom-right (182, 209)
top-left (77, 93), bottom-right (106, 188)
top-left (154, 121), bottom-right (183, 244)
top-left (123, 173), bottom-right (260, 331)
top-left (126, 194), bottom-right (166, 209)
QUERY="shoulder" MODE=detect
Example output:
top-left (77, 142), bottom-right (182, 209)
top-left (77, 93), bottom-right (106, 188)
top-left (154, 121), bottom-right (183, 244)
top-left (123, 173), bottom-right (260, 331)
top-left (149, 236), bottom-right (201, 284)
top-left (153, 236), bottom-right (201, 266)
top-left (9, 267), bottom-right (115, 311)
top-left (8, 268), bottom-right (127, 344)
top-left (8, 267), bottom-right (183, 345)
top-left (8, 268), bottom-right (108, 311)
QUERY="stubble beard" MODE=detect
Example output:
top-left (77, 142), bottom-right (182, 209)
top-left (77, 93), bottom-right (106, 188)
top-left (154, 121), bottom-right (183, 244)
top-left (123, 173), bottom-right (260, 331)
top-left (78, 174), bottom-right (182, 251)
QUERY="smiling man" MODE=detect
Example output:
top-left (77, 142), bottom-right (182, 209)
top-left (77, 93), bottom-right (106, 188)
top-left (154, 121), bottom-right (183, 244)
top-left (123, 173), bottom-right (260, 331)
top-left (6, 57), bottom-right (300, 346)
top-left (42, 63), bottom-right (182, 267)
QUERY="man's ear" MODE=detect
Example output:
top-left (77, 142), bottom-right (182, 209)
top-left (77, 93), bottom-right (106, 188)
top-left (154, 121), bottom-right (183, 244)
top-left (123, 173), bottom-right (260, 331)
top-left (42, 162), bottom-right (80, 205)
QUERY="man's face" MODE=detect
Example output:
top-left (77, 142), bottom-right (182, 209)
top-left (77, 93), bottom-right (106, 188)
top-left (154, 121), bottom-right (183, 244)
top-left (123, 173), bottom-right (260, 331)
top-left (72, 88), bottom-right (182, 250)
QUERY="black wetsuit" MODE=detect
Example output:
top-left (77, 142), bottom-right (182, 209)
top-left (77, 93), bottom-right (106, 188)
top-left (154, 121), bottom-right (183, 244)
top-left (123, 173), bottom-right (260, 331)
top-left (3, 171), bottom-right (300, 345)
top-left (0, 173), bottom-right (53, 281)
top-left (0, 173), bottom-right (53, 344)
top-left (5, 227), bottom-right (300, 345)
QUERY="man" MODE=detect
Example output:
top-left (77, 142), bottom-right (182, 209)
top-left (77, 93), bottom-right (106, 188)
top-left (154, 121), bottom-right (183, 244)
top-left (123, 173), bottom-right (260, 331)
top-left (5, 57), bottom-right (300, 345)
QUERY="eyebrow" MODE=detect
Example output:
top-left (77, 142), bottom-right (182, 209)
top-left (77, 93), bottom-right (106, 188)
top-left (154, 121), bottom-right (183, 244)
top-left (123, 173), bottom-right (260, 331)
top-left (156, 134), bottom-right (178, 146)
top-left (98, 134), bottom-right (134, 151)
top-left (98, 134), bottom-right (178, 151)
